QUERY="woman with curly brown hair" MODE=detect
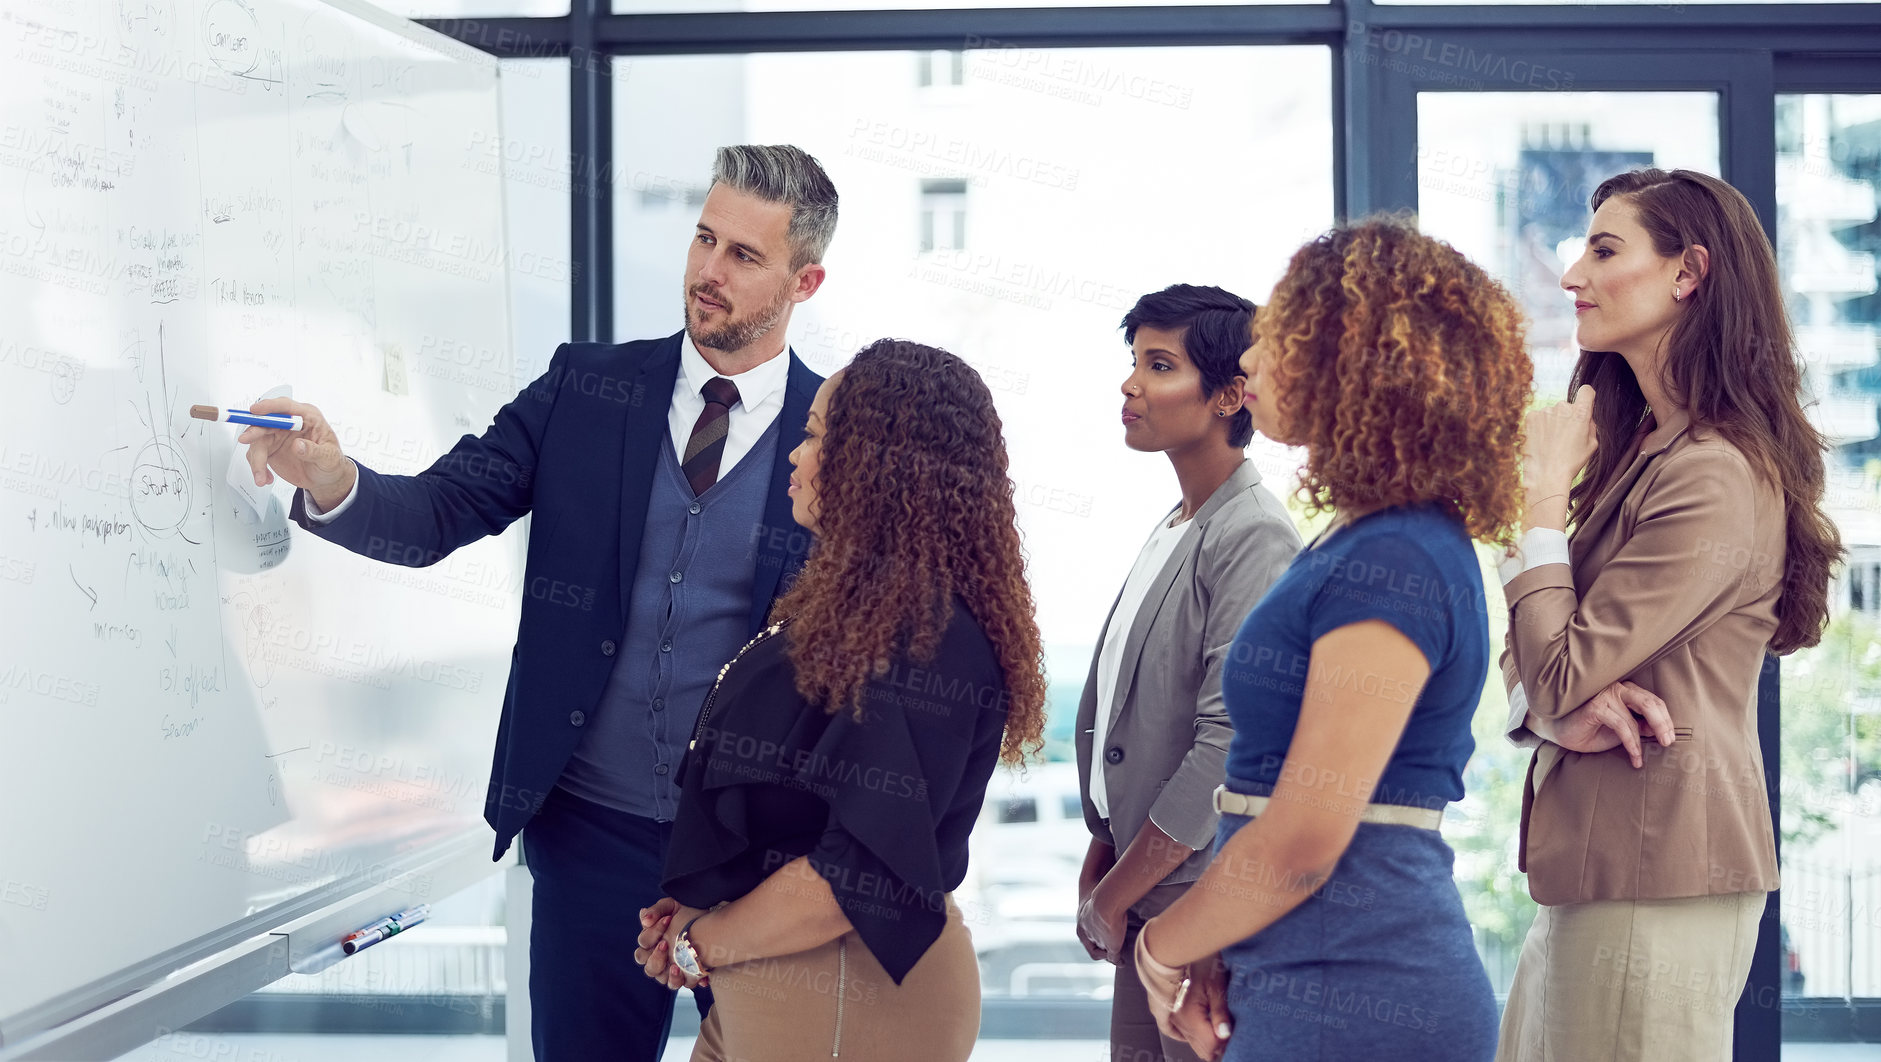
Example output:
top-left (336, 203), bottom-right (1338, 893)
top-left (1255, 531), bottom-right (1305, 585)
top-left (1494, 169), bottom-right (1839, 1062)
top-left (631, 338), bottom-right (1047, 1062)
top-left (1131, 218), bottom-right (1531, 1061)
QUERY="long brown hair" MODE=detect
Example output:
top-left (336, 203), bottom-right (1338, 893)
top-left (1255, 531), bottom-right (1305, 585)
top-left (770, 339), bottom-right (1048, 766)
top-left (1265, 217), bottom-right (1532, 547)
top-left (1573, 168), bottom-right (1840, 654)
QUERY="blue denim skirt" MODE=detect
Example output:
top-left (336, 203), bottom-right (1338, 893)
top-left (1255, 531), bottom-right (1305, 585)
top-left (1214, 793), bottom-right (1498, 1061)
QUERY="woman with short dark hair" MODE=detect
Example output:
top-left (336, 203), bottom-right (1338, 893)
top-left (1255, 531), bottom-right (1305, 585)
top-left (1075, 284), bottom-right (1301, 1062)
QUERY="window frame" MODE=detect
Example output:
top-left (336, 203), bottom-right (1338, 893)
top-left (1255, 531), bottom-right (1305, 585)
top-left (407, 3), bottom-right (1881, 1054)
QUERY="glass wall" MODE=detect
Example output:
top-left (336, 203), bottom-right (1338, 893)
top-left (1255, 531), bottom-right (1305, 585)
top-left (1776, 92), bottom-right (1881, 1005)
top-left (1413, 89), bottom-right (1722, 995)
top-left (1416, 92), bottom-right (1721, 400)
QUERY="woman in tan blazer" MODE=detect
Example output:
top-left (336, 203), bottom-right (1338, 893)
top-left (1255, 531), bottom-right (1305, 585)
top-left (1497, 169), bottom-right (1841, 1062)
top-left (1074, 284), bottom-right (1300, 1062)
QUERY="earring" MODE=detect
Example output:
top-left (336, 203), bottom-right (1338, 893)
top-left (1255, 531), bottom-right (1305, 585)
top-left (1216, 410), bottom-right (1226, 418)
top-left (1673, 286), bottom-right (1683, 302)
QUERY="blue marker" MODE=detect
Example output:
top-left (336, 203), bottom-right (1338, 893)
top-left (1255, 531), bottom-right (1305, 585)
top-left (191, 404), bottom-right (305, 432)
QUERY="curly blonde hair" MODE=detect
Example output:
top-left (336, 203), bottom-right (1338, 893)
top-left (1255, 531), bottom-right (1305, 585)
top-left (1264, 217), bottom-right (1531, 546)
top-left (769, 339), bottom-right (1048, 767)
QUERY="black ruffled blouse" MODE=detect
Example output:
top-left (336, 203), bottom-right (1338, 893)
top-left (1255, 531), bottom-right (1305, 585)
top-left (661, 598), bottom-right (1010, 984)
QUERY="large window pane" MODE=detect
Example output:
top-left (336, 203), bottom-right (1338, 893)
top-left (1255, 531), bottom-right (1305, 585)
top-left (1418, 92), bottom-right (1720, 397)
top-left (1415, 90), bottom-right (1721, 1000)
top-left (615, 46), bottom-right (1334, 1014)
top-left (493, 58), bottom-right (575, 385)
top-left (1777, 93), bottom-right (1881, 1017)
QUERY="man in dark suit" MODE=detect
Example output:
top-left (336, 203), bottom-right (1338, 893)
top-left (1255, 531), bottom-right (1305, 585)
top-left (239, 144), bottom-right (838, 1062)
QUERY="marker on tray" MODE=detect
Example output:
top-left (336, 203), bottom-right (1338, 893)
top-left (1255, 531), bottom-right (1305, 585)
top-left (341, 904), bottom-right (431, 956)
top-left (191, 404), bottom-right (304, 432)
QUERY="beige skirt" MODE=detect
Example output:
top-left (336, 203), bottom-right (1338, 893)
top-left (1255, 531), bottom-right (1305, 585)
top-left (692, 897), bottom-right (980, 1062)
top-left (1495, 891), bottom-right (1766, 1062)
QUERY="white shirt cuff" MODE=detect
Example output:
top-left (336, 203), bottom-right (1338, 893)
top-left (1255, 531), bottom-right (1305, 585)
top-left (1498, 527), bottom-right (1571, 586)
top-left (1505, 682), bottom-right (1541, 749)
top-left (302, 469), bottom-right (359, 525)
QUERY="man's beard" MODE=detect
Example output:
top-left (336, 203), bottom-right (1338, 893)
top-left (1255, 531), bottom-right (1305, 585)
top-left (686, 281), bottom-right (791, 354)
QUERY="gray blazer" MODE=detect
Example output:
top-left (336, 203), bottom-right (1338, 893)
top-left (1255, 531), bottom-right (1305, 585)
top-left (1074, 461), bottom-right (1300, 916)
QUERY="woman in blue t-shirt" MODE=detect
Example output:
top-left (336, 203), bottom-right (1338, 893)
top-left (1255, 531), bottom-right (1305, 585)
top-left (1131, 218), bottom-right (1532, 1061)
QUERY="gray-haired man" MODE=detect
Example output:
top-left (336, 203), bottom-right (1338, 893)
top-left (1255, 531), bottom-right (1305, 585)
top-left (253, 145), bottom-right (838, 1060)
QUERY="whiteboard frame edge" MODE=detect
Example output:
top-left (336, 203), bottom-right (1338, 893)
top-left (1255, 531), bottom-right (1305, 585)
top-left (0, 833), bottom-right (508, 1061)
top-left (314, 0), bottom-right (501, 74)
top-left (0, 0), bottom-right (510, 1050)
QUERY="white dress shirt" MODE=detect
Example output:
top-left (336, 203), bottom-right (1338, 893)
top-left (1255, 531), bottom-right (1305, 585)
top-left (668, 331), bottom-right (790, 475)
top-left (1500, 526), bottom-right (1571, 748)
top-left (1090, 513), bottom-right (1189, 819)
top-left (306, 333), bottom-right (792, 524)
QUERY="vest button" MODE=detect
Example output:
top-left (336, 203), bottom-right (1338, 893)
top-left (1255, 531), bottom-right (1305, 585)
top-left (569, 710), bottom-right (586, 726)
top-left (670, 570), bottom-right (683, 583)
top-left (600, 640), bottom-right (616, 656)
top-left (1105, 746), bottom-right (1124, 765)
top-left (661, 641), bottom-right (672, 652)
top-left (652, 698), bottom-right (665, 712)
top-left (689, 503), bottom-right (702, 515)
top-left (655, 764), bottom-right (669, 776)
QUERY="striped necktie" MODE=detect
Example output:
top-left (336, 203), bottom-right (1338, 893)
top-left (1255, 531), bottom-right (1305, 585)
top-left (681, 376), bottom-right (741, 497)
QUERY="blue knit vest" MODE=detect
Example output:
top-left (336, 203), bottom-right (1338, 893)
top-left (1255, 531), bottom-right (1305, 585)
top-left (557, 418), bottom-right (780, 820)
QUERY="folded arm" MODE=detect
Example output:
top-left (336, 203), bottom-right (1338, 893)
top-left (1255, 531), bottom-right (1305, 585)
top-left (1507, 447), bottom-right (1764, 722)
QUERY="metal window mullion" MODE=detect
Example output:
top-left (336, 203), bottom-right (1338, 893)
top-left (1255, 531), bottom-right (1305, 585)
top-left (570, 0), bottom-right (612, 343)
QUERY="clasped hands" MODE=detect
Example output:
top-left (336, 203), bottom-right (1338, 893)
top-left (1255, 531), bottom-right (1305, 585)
top-left (1134, 920), bottom-right (1232, 1062)
top-left (634, 896), bottom-right (710, 991)
top-left (1075, 887), bottom-right (1126, 965)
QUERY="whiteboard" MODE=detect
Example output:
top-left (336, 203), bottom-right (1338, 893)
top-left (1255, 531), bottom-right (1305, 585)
top-left (0, 0), bottom-right (520, 1042)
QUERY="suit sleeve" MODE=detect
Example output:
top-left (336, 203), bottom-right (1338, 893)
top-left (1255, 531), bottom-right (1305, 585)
top-left (289, 344), bottom-right (574, 566)
top-left (1498, 632), bottom-right (1541, 748)
top-left (1507, 446), bottom-right (1770, 722)
top-left (1146, 507), bottom-right (1300, 851)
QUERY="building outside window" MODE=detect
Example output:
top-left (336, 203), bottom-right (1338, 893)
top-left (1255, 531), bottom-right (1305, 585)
top-left (920, 178), bottom-right (970, 253)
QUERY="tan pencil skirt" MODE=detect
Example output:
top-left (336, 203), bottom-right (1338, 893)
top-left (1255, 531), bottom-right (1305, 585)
top-left (691, 897), bottom-right (980, 1062)
top-left (1495, 891), bottom-right (1766, 1062)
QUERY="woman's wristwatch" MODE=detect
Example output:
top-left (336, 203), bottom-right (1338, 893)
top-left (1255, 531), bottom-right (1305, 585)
top-left (672, 911), bottom-right (712, 980)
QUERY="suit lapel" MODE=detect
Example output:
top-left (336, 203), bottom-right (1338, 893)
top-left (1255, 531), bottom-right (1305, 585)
top-left (1106, 461), bottom-right (1264, 732)
top-left (1106, 515), bottom-right (1192, 732)
top-left (1569, 450), bottom-right (1648, 567)
top-left (618, 333), bottom-right (684, 621)
top-left (1569, 411), bottom-right (1693, 567)
top-left (1075, 585), bottom-right (1126, 796)
top-left (749, 350), bottom-right (822, 633)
